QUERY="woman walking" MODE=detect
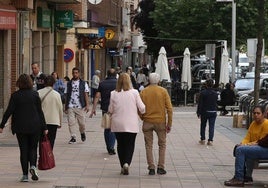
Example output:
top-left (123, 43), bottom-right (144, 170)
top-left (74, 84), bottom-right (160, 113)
top-left (38, 75), bottom-right (63, 149)
top-left (0, 74), bottom-right (48, 182)
top-left (108, 73), bottom-right (145, 175)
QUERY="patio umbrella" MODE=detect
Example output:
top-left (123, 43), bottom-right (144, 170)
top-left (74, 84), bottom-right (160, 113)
top-left (181, 47), bottom-right (192, 90)
top-left (155, 47), bottom-right (171, 82)
top-left (219, 48), bottom-right (229, 86)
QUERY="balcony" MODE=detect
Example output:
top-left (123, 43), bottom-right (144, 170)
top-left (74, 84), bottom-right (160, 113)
top-left (46, 0), bottom-right (81, 4)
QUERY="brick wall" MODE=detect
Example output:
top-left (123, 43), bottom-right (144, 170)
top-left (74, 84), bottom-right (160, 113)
top-left (11, 29), bottom-right (17, 93)
top-left (57, 0), bottom-right (87, 21)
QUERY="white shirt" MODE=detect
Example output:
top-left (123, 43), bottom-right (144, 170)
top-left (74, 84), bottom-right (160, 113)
top-left (66, 80), bottom-right (89, 109)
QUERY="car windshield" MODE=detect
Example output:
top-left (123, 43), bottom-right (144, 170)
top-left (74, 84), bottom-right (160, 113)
top-left (235, 79), bottom-right (254, 90)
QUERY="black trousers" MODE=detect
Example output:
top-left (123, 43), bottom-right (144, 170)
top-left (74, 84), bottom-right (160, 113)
top-left (16, 132), bottom-right (40, 175)
top-left (115, 132), bottom-right (137, 168)
top-left (47, 124), bottom-right (58, 150)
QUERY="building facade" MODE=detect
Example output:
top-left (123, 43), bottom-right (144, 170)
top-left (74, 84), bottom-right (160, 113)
top-left (0, 0), bottom-right (147, 119)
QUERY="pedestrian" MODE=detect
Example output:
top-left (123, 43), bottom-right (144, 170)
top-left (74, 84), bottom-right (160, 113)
top-left (38, 75), bottom-right (63, 149)
top-left (30, 62), bottom-right (46, 91)
top-left (65, 67), bottom-right (90, 144)
top-left (140, 72), bottom-right (173, 175)
top-left (136, 69), bottom-right (147, 87)
top-left (219, 83), bottom-right (236, 115)
top-left (126, 67), bottom-right (138, 89)
top-left (90, 68), bottom-right (117, 155)
top-left (197, 79), bottom-right (218, 146)
top-left (108, 73), bottom-right (145, 175)
top-left (224, 135), bottom-right (268, 186)
top-left (0, 74), bottom-right (48, 182)
top-left (91, 70), bottom-right (101, 99)
top-left (138, 82), bottom-right (145, 92)
top-left (51, 71), bottom-right (65, 104)
top-left (228, 105), bottom-right (268, 185)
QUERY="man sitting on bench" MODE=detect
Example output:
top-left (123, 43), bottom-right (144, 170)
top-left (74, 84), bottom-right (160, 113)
top-left (219, 83), bottom-right (236, 115)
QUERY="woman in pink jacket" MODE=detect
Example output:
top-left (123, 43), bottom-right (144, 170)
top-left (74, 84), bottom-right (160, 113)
top-left (109, 73), bottom-right (145, 175)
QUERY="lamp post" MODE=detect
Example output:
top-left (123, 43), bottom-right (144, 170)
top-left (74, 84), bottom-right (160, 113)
top-left (231, 0), bottom-right (236, 82)
top-left (217, 0), bottom-right (236, 82)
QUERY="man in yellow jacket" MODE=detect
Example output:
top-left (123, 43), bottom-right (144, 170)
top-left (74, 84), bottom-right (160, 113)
top-left (140, 73), bottom-right (173, 175)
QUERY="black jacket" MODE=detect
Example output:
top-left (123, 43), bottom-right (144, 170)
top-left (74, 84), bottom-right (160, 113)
top-left (197, 88), bottom-right (218, 116)
top-left (220, 88), bottom-right (236, 106)
top-left (65, 79), bottom-right (87, 110)
top-left (0, 89), bottom-right (47, 134)
top-left (258, 134), bottom-right (268, 148)
top-left (97, 77), bottom-right (117, 112)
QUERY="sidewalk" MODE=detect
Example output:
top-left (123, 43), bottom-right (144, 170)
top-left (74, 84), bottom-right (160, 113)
top-left (0, 106), bottom-right (267, 188)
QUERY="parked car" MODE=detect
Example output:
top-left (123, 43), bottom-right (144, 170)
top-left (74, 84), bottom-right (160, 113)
top-left (235, 75), bottom-right (268, 98)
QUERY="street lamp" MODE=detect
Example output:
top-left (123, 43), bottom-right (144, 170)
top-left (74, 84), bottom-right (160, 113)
top-left (217, 0), bottom-right (236, 82)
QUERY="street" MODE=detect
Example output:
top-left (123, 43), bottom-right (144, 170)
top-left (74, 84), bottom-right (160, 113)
top-left (0, 106), bottom-right (267, 188)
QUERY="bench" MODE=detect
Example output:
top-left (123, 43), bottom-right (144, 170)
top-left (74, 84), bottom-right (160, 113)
top-left (226, 105), bottom-right (239, 116)
top-left (254, 159), bottom-right (268, 169)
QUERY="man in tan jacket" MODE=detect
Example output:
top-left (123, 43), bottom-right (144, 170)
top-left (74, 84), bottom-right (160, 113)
top-left (140, 73), bottom-right (173, 175)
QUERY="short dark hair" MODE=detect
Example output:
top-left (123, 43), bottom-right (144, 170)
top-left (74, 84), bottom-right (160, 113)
top-left (16, 74), bottom-right (33, 89)
top-left (107, 68), bottom-right (116, 78)
top-left (44, 75), bottom-right (55, 87)
top-left (206, 79), bottom-right (214, 88)
top-left (31, 62), bottom-right (39, 66)
top-left (64, 76), bottom-right (70, 81)
top-left (72, 67), bottom-right (80, 72)
top-left (253, 105), bottom-right (265, 114)
top-left (225, 83), bottom-right (231, 89)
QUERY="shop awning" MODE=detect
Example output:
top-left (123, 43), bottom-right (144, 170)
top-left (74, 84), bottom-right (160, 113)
top-left (0, 5), bottom-right (16, 30)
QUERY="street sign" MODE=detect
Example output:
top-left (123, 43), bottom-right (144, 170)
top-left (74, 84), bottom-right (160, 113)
top-left (64, 48), bottom-right (74, 63)
top-left (105, 29), bottom-right (115, 40)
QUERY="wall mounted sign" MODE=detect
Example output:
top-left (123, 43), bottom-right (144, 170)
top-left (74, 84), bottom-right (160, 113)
top-left (64, 48), bottom-right (74, 62)
top-left (37, 7), bottom-right (51, 28)
top-left (0, 7), bottom-right (16, 29)
top-left (55, 10), bottom-right (73, 29)
top-left (105, 29), bottom-right (115, 40)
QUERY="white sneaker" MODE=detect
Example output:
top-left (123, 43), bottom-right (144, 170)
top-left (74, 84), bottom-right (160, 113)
top-left (29, 166), bottom-right (39, 181)
top-left (123, 163), bottom-right (129, 175)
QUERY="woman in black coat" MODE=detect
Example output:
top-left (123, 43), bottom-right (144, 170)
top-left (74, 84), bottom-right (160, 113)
top-left (0, 74), bottom-right (48, 182)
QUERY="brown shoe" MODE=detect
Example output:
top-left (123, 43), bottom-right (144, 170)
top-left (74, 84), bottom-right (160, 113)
top-left (199, 140), bottom-right (205, 145)
top-left (207, 141), bottom-right (213, 146)
top-left (224, 177), bottom-right (244, 187)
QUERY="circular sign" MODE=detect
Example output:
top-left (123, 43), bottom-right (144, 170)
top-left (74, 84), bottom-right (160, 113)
top-left (88, 0), bottom-right (102, 5)
top-left (105, 29), bottom-right (115, 40)
top-left (64, 48), bottom-right (74, 63)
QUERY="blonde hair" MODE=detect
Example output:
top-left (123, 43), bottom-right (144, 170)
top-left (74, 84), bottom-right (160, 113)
top-left (116, 73), bottom-right (132, 92)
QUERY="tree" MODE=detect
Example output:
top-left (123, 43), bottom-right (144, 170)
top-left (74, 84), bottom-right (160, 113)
top-left (254, 0), bottom-right (265, 104)
top-left (134, 0), bottom-right (262, 56)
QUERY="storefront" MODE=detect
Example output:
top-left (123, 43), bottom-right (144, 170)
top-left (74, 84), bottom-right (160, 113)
top-left (0, 5), bottom-right (17, 118)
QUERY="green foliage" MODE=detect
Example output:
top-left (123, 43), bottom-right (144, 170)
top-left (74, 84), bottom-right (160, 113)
top-left (134, 0), bottom-right (267, 56)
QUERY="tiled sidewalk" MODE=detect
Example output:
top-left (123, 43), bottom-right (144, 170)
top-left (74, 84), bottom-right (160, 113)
top-left (0, 107), bottom-right (267, 188)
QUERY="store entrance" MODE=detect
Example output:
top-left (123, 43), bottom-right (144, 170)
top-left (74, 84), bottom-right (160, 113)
top-left (0, 30), bottom-right (4, 119)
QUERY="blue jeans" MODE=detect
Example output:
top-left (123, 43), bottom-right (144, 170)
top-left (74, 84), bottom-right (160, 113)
top-left (234, 145), bottom-right (268, 180)
top-left (104, 128), bottom-right (116, 151)
top-left (200, 111), bottom-right (217, 141)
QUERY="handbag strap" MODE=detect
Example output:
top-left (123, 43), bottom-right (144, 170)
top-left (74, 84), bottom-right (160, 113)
top-left (41, 88), bottom-right (53, 103)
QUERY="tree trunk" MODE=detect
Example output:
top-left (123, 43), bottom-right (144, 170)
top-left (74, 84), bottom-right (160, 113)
top-left (254, 0), bottom-right (265, 105)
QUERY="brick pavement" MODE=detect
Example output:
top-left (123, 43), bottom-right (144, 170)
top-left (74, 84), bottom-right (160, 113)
top-left (0, 106), bottom-right (267, 188)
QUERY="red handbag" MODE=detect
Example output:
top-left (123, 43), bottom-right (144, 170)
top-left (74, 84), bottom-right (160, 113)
top-left (38, 135), bottom-right (55, 170)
